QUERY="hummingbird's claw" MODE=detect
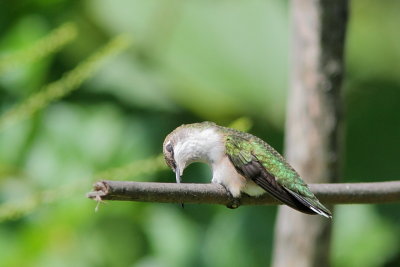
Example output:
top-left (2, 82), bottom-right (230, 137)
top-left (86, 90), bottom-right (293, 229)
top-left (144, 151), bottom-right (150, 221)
top-left (220, 184), bottom-right (241, 209)
top-left (226, 198), bottom-right (241, 209)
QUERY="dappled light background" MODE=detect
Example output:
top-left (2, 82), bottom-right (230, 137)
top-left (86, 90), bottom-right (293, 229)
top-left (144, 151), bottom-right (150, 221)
top-left (0, 1), bottom-right (399, 266)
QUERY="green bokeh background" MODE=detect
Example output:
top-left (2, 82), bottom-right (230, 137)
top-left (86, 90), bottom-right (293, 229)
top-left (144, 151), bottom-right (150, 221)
top-left (0, 1), bottom-right (399, 266)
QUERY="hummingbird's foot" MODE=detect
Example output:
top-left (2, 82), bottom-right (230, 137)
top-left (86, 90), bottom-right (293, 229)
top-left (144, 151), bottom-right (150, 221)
top-left (220, 184), bottom-right (241, 209)
top-left (227, 198), bottom-right (241, 209)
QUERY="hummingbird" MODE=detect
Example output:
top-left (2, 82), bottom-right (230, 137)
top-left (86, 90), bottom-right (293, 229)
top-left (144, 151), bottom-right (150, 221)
top-left (163, 121), bottom-right (332, 218)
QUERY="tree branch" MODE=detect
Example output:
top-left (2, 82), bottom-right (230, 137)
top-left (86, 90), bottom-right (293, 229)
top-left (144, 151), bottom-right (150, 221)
top-left (87, 180), bottom-right (400, 207)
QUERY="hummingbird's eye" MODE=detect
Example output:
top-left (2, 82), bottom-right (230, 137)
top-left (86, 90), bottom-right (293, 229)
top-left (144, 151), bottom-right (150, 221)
top-left (166, 143), bottom-right (173, 153)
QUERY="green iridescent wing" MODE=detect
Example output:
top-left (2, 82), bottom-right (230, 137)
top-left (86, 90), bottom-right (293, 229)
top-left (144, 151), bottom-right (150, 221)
top-left (224, 131), bottom-right (332, 218)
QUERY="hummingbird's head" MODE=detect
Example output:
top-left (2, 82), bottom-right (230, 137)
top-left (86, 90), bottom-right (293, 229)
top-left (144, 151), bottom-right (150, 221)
top-left (163, 138), bottom-right (176, 174)
top-left (163, 122), bottom-right (223, 184)
top-left (163, 127), bottom-right (183, 184)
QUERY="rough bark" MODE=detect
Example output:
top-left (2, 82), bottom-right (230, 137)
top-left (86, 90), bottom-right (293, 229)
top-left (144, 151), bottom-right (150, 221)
top-left (272, 1), bottom-right (348, 267)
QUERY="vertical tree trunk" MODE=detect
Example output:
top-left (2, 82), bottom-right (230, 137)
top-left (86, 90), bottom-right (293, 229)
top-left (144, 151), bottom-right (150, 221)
top-left (272, 1), bottom-right (348, 267)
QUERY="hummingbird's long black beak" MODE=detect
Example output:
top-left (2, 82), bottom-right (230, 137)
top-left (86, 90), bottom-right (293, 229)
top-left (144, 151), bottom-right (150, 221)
top-left (174, 166), bottom-right (184, 208)
top-left (175, 166), bottom-right (181, 184)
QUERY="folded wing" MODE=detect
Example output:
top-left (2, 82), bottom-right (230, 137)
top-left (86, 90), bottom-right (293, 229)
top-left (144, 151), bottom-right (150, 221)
top-left (225, 134), bottom-right (332, 218)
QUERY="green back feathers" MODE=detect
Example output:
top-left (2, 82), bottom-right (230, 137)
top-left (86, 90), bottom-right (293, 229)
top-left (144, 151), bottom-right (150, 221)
top-left (218, 124), bottom-right (331, 217)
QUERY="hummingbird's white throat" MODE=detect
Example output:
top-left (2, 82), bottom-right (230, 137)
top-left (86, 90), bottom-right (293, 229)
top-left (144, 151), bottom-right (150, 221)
top-left (173, 127), bottom-right (225, 175)
top-left (171, 127), bottom-right (264, 197)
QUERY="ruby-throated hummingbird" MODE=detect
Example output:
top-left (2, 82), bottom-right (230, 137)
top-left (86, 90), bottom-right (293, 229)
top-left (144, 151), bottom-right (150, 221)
top-left (163, 122), bottom-right (332, 218)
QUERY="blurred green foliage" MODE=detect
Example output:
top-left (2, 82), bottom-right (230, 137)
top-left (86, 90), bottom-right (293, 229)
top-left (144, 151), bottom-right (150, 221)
top-left (0, 0), bottom-right (399, 266)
